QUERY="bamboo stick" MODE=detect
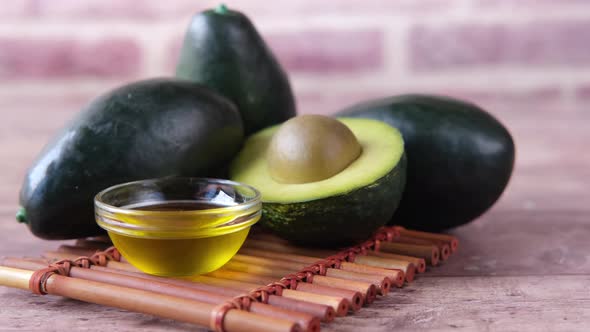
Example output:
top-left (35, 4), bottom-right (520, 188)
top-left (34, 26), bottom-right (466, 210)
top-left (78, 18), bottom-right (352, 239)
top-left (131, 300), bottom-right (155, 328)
top-left (244, 240), bottom-right (415, 283)
top-left (207, 270), bottom-right (350, 316)
top-left (11, 257), bottom-right (336, 324)
top-left (190, 274), bottom-right (270, 291)
top-left (440, 244), bottom-right (451, 261)
top-left (291, 282), bottom-right (362, 311)
top-left (278, 287), bottom-right (347, 317)
top-left (377, 242), bottom-right (440, 266)
top-left (83, 254), bottom-right (354, 318)
top-left (221, 260), bottom-right (376, 304)
top-left (239, 247), bottom-right (405, 288)
top-left (338, 262), bottom-right (405, 288)
top-left (51, 248), bottom-right (370, 305)
top-left (232, 254), bottom-right (391, 295)
top-left (0, 265), bottom-right (30, 289)
top-left (239, 247), bottom-right (318, 264)
top-left (15, 256), bottom-right (336, 322)
top-left (367, 251), bottom-right (427, 273)
top-left (192, 276), bottom-right (338, 322)
top-left (209, 268), bottom-right (365, 311)
top-left (209, 268), bottom-right (275, 285)
top-left (351, 256), bottom-right (416, 283)
top-left (43, 251), bottom-right (346, 319)
top-left (209, 265), bottom-right (364, 314)
top-left (311, 275), bottom-right (377, 304)
top-left (106, 267), bottom-right (335, 323)
top-left (0, 266), bottom-right (299, 332)
top-left (224, 260), bottom-right (370, 301)
top-left (323, 269), bottom-right (390, 296)
top-left (394, 226), bottom-right (459, 253)
top-left (2, 258), bottom-right (317, 332)
top-left (232, 254), bottom-right (306, 269)
top-left (267, 292), bottom-right (335, 324)
top-left (41, 262), bottom-right (321, 331)
top-left (393, 236), bottom-right (451, 261)
top-left (221, 261), bottom-right (294, 279)
top-left (133, 272), bottom-right (336, 323)
top-left (1, 258), bottom-right (47, 272)
top-left (244, 239), bottom-right (331, 258)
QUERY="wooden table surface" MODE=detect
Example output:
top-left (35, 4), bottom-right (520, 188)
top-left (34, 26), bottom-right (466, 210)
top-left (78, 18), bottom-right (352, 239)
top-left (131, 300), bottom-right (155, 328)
top-left (1, 105), bottom-right (589, 331)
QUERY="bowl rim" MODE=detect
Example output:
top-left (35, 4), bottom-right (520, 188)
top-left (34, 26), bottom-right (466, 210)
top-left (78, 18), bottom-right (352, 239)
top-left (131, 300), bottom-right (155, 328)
top-left (94, 176), bottom-right (262, 238)
top-left (96, 209), bottom-right (261, 238)
top-left (94, 177), bottom-right (261, 218)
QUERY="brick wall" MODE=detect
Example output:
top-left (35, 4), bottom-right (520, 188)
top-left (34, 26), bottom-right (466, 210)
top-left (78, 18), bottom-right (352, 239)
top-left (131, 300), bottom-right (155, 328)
top-left (1, 0), bottom-right (589, 117)
top-left (1, 0), bottom-right (589, 212)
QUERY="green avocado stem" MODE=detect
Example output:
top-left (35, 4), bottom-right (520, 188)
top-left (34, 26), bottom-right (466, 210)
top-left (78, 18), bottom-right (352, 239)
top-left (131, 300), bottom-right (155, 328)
top-left (16, 207), bottom-right (27, 224)
top-left (215, 4), bottom-right (229, 14)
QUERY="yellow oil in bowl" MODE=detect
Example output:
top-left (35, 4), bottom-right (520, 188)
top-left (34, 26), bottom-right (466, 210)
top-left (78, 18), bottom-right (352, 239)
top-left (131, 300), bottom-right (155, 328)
top-left (95, 178), bottom-right (261, 276)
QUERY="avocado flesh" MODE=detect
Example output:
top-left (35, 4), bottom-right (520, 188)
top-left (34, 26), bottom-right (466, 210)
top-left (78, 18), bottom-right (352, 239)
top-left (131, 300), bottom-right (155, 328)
top-left (232, 118), bottom-right (403, 203)
top-left (230, 118), bottom-right (406, 246)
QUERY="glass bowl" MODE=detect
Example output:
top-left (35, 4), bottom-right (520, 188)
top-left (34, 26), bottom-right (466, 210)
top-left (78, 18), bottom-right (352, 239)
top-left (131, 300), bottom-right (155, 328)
top-left (94, 177), bottom-right (261, 276)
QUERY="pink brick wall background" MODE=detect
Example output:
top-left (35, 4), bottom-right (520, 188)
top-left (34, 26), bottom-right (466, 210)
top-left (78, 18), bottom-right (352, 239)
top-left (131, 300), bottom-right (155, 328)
top-left (2, 0), bottom-right (589, 116)
top-left (0, 0), bottom-right (589, 212)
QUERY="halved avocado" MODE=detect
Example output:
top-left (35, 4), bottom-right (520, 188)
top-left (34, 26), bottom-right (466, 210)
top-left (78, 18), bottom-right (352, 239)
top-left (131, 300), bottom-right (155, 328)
top-left (230, 116), bottom-right (406, 246)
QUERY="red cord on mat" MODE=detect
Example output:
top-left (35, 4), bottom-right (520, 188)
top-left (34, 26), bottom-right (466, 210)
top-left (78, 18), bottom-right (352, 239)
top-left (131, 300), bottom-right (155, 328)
top-left (28, 247), bottom-right (122, 295)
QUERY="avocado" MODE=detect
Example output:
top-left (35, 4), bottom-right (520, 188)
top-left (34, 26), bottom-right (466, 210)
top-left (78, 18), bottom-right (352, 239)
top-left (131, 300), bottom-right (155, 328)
top-left (230, 115), bottom-right (406, 246)
top-left (18, 78), bottom-right (243, 239)
top-left (337, 94), bottom-right (515, 231)
top-left (176, 4), bottom-right (296, 135)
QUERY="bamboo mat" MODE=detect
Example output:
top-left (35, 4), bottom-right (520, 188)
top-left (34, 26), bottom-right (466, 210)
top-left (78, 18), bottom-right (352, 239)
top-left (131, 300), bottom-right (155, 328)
top-left (0, 226), bottom-right (458, 332)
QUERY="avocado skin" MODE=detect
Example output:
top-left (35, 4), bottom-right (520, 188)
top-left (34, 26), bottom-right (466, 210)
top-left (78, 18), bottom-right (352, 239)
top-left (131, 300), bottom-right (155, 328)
top-left (337, 94), bottom-right (515, 232)
top-left (176, 7), bottom-right (296, 135)
top-left (19, 78), bottom-right (243, 239)
top-left (262, 155), bottom-right (406, 247)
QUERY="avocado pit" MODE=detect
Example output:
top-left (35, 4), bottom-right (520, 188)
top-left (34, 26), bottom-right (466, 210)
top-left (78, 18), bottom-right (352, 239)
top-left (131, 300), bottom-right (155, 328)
top-left (267, 115), bottom-right (362, 184)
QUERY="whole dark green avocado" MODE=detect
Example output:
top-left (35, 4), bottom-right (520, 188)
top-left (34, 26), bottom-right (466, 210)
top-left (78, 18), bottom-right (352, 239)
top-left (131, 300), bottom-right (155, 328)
top-left (337, 94), bottom-right (515, 232)
top-left (18, 78), bottom-right (244, 239)
top-left (175, 4), bottom-right (296, 135)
